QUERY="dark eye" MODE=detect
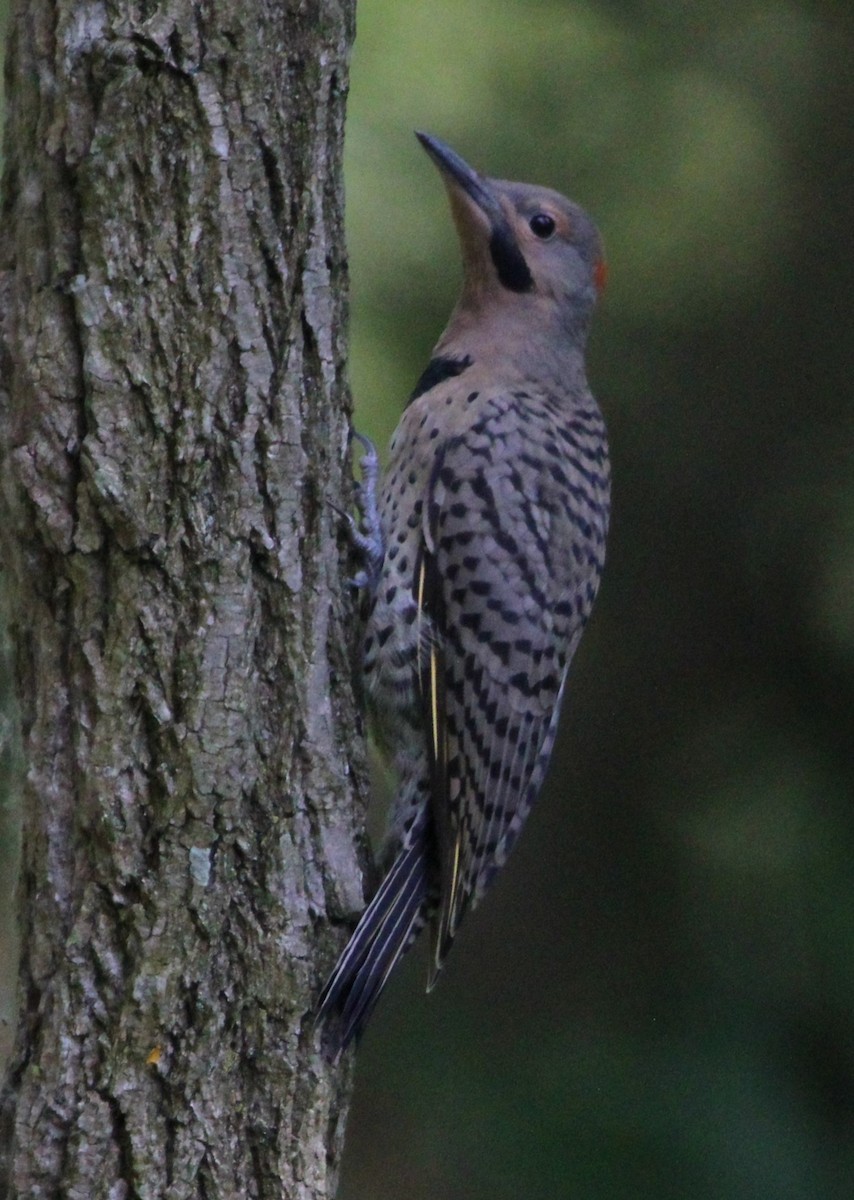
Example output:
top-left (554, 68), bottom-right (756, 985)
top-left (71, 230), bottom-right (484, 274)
top-left (529, 212), bottom-right (556, 239)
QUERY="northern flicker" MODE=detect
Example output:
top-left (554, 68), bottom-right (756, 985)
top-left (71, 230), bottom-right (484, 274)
top-left (318, 132), bottom-right (610, 1056)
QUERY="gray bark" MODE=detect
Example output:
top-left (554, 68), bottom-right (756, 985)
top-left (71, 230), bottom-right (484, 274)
top-left (0, 1), bottom-right (365, 1197)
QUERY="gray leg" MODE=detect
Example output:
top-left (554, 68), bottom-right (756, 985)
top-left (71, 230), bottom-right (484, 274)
top-left (344, 431), bottom-right (384, 588)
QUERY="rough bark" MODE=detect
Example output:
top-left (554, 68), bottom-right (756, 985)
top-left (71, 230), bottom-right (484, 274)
top-left (0, 1), bottom-right (364, 1197)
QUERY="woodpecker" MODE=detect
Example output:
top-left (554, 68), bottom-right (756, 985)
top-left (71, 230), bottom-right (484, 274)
top-left (318, 132), bottom-right (610, 1056)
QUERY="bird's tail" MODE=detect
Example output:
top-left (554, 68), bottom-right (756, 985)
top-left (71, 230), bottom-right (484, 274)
top-left (316, 836), bottom-right (429, 1059)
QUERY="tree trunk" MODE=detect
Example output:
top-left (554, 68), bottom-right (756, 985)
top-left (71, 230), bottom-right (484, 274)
top-left (0, 2), bottom-right (364, 1197)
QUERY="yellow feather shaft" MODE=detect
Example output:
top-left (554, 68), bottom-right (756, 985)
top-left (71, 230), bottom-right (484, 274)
top-left (430, 645), bottom-right (441, 761)
top-left (449, 837), bottom-right (461, 917)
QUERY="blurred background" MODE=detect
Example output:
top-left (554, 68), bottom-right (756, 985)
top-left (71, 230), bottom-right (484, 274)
top-left (341, 2), bottom-right (853, 1197)
top-left (2, 1), bottom-right (853, 1197)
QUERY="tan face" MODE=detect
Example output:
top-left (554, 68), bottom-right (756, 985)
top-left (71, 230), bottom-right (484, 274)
top-left (418, 133), bottom-right (604, 337)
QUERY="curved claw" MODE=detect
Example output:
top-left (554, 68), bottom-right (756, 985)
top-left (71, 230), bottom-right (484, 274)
top-left (351, 429), bottom-right (378, 462)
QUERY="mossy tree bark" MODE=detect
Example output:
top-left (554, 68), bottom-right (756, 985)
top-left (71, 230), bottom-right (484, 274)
top-left (0, 1), bottom-right (365, 1197)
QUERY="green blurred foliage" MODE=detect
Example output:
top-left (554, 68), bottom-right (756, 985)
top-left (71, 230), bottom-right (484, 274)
top-left (341, 1), bottom-right (854, 1198)
top-left (1, 0), bottom-right (852, 1194)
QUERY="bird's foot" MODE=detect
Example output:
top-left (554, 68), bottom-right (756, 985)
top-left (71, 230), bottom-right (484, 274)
top-left (338, 431), bottom-right (384, 589)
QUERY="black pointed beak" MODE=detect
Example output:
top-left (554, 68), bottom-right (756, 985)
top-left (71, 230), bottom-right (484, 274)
top-left (415, 131), bottom-right (534, 294)
top-left (415, 132), bottom-right (505, 227)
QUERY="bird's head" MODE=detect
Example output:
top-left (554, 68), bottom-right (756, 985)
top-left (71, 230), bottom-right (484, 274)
top-left (417, 131), bottom-right (606, 349)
